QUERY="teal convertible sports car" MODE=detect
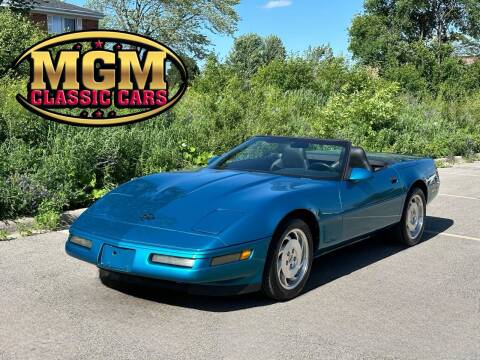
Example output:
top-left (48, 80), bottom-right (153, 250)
top-left (66, 136), bottom-right (440, 300)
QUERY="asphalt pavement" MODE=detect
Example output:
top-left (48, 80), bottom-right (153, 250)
top-left (0, 162), bottom-right (479, 360)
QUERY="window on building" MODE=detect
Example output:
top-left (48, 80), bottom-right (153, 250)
top-left (48, 16), bottom-right (63, 33)
top-left (64, 18), bottom-right (76, 32)
top-left (47, 16), bottom-right (82, 34)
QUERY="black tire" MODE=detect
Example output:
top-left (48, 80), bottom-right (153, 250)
top-left (99, 268), bottom-right (114, 286)
top-left (394, 188), bottom-right (426, 246)
top-left (99, 268), bottom-right (133, 288)
top-left (262, 219), bottom-right (313, 301)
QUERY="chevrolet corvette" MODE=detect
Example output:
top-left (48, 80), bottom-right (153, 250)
top-left (66, 136), bottom-right (440, 300)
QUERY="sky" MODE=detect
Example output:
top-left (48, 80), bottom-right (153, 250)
top-left (71, 0), bottom-right (365, 60)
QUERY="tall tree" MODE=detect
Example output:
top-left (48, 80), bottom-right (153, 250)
top-left (264, 35), bottom-right (287, 63)
top-left (227, 33), bottom-right (286, 77)
top-left (0, 0), bottom-right (37, 12)
top-left (0, 9), bottom-right (45, 77)
top-left (349, 0), bottom-right (480, 66)
top-left (86, 0), bottom-right (239, 59)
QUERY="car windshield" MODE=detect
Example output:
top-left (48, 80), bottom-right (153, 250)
top-left (214, 137), bottom-right (348, 179)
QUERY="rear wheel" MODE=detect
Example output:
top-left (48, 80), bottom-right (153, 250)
top-left (395, 188), bottom-right (426, 246)
top-left (262, 219), bottom-right (313, 301)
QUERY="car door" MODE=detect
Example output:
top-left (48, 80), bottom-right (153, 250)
top-left (339, 167), bottom-right (404, 241)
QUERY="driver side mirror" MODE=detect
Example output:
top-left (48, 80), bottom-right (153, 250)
top-left (207, 155), bottom-right (220, 165)
top-left (348, 167), bottom-right (372, 182)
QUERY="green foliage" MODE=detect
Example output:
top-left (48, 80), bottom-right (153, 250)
top-left (16, 223), bottom-right (32, 237)
top-left (0, 9), bottom-right (46, 77)
top-left (0, 229), bottom-right (8, 241)
top-left (34, 199), bottom-right (62, 231)
top-left (167, 55), bottom-right (200, 87)
top-left (252, 58), bottom-right (316, 91)
top-left (0, 0), bottom-right (37, 12)
top-left (179, 142), bottom-right (214, 167)
top-left (351, 0), bottom-right (480, 62)
top-left (349, 0), bottom-right (480, 97)
top-left (264, 35), bottom-right (287, 63)
top-left (435, 159), bottom-right (450, 168)
top-left (35, 211), bottom-right (60, 231)
top-left (90, 177), bottom-right (111, 201)
top-left (227, 33), bottom-right (286, 77)
top-left (314, 79), bottom-right (402, 148)
top-left (86, 0), bottom-right (239, 59)
top-left (349, 13), bottom-right (396, 68)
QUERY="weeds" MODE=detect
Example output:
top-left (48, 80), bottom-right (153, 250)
top-left (0, 229), bottom-right (8, 241)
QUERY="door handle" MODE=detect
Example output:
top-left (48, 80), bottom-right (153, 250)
top-left (390, 176), bottom-right (398, 184)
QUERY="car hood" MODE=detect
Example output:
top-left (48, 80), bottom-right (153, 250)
top-left (73, 169), bottom-right (329, 250)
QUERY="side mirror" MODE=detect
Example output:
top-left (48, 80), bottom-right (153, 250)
top-left (207, 155), bottom-right (220, 165)
top-left (348, 167), bottom-right (372, 182)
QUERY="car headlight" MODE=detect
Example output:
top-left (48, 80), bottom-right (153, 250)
top-left (151, 254), bottom-right (195, 268)
top-left (211, 249), bottom-right (252, 266)
top-left (69, 235), bottom-right (92, 249)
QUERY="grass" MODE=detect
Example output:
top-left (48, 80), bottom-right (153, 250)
top-left (464, 153), bottom-right (480, 163)
top-left (34, 211), bottom-right (61, 231)
top-left (435, 159), bottom-right (452, 168)
top-left (0, 229), bottom-right (8, 241)
top-left (16, 223), bottom-right (33, 237)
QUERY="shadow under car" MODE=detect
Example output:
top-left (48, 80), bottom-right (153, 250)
top-left (98, 216), bottom-right (454, 312)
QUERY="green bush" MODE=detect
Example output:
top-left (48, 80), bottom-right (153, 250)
top-left (0, 9), bottom-right (46, 77)
top-left (34, 199), bottom-right (64, 230)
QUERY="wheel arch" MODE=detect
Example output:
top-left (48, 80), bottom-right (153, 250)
top-left (272, 209), bottom-right (320, 252)
top-left (408, 179), bottom-right (428, 202)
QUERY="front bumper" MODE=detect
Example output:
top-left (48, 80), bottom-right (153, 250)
top-left (99, 268), bottom-right (263, 296)
top-left (65, 229), bottom-right (270, 293)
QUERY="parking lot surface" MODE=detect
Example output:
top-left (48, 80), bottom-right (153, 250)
top-left (1, 162), bottom-right (479, 360)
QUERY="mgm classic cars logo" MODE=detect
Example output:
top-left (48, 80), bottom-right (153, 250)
top-left (13, 31), bottom-right (187, 126)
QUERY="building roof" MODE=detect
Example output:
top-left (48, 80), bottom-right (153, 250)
top-left (31, 0), bottom-right (104, 19)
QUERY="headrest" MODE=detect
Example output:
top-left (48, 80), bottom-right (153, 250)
top-left (349, 147), bottom-right (372, 172)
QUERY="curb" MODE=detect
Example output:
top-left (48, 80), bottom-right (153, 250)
top-left (0, 208), bottom-right (86, 235)
top-left (435, 153), bottom-right (480, 167)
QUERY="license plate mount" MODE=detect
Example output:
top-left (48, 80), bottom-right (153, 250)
top-left (100, 245), bottom-right (135, 272)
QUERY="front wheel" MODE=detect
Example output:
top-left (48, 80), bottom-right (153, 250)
top-left (99, 268), bottom-right (114, 286)
top-left (395, 188), bottom-right (426, 246)
top-left (262, 219), bottom-right (313, 301)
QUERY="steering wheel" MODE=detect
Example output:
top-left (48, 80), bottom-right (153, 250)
top-left (330, 161), bottom-right (341, 170)
top-left (270, 158), bottom-right (282, 171)
top-left (309, 162), bottom-right (332, 171)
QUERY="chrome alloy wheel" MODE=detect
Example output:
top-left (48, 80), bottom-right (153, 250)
top-left (406, 194), bottom-right (424, 240)
top-left (276, 228), bottom-right (309, 290)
